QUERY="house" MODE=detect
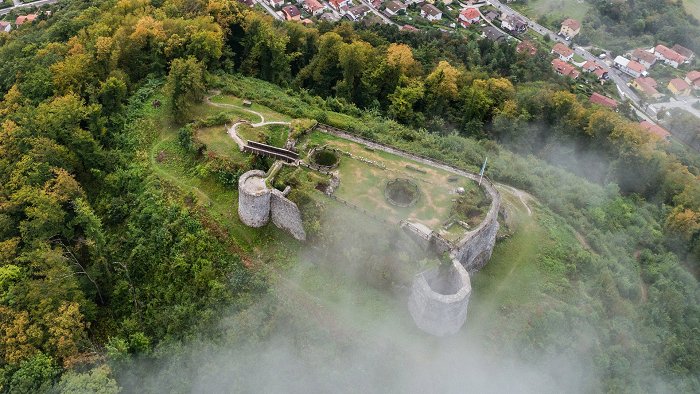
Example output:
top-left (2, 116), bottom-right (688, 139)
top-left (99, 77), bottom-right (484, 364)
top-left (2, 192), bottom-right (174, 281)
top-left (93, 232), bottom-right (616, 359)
top-left (631, 48), bottom-right (656, 69)
top-left (484, 10), bottom-right (499, 22)
top-left (303, 0), bottom-right (325, 16)
top-left (371, 0), bottom-right (382, 8)
top-left (593, 68), bottom-right (609, 80)
top-left (501, 14), bottom-right (526, 34)
top-left (589, 92), bottom-right (618, 109)
top-left (482, 26), bottom-right (507, 42)
top-left (667, 78), bottom-right (691, 96)
top-left (559, 18), bottom-right (580, 39)
top-left (551, 42), bottom-right (574, 62)
top-left (516, 40), bottom-right (537, 56)
top-left (672, 44), bottom-right (694, 62)
top-left (282, 5), bottom-right (302, 20)
top-left (385, 1), bottom-right (407, 16)
top-left (420, 4), bottom-right (442, 21)
top-left (654, 45), bottom-right (686, 68)
top-left (15, 14), bottom-right (37, 26)
top-left (458, 8), bottom-right (480, 27)
top-left (631, 77), bottom-right (663, 99)
top-left (400, 24), bottom-right (419, 32)
top-left (613, 56), bottom-right (647, 78)
top-left (639, 121), bottom-right (670, 140)
top-left (269, 0), bottom-right (284, 8)
top-left (551, 58), bottom-right (580, 79)
top-left (581, 60), bottom-right (598, 72)
top-left (0, 21), bottom-right (11, 33)
top-left (329, 0), bottom-right (351, 11)
top-left (685, 71), bottom-right (700, 90)
top-left (346, 5), bottom-right (370, 21)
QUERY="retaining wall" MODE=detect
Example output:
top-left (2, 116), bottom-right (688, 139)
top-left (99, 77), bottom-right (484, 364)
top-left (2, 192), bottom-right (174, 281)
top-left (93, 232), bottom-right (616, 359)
top-left (271, 190), bottom-right (306, 241)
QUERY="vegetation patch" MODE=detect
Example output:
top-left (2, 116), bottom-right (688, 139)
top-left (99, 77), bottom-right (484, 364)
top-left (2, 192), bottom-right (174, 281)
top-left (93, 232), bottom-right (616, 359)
top-left (311, 148), bottom-right (340, 168)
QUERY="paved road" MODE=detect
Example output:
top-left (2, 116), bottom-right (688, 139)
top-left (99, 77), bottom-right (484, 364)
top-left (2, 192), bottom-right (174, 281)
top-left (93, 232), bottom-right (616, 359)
top-left (254, 0), bottom-right (283, 20)
top-left (0, 0), bottom-right (57, 16)
top-left (359, 0), bottom-right (395, 25)
top-left (650, 97), bottom-right (700, 119)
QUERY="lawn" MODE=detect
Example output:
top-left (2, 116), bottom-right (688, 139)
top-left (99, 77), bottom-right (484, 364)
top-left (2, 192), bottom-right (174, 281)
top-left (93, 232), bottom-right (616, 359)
top-left (511, 0), bottom-right (591, 25)
top-left (209, 94), bottom-right (292, 123)
top-left (302, 130), bottom-right (487, 230)
top-left (194, 125), bottom-right (248, 162)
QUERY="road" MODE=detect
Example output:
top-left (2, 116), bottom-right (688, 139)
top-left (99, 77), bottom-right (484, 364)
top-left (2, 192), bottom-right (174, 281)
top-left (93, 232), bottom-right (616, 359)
top-left (0, 0), bottom-right (57, 15)
top-left (358, 0), bottom-right (395, 25)
top-left (254, 0), bottom-right (283, 20)
top-left (650, 97), bottom-right (700, 119)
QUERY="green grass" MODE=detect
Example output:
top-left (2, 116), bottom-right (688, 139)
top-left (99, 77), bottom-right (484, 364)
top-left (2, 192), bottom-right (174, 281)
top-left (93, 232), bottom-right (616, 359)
top-left (195, 126), bottom-right (247, 162)
top-left (301, 130), bottom-right (486, 230)
top-left (683, 0), bottom-right (700, 19)
top-left (511, 0), bottom-right (591, 24)
top-left (209, 94), bottom-right (292, 123)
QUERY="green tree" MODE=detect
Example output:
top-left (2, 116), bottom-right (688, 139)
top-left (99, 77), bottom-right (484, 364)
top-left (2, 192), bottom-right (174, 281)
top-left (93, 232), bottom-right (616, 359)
top-left (166, 57), bottom-right (205, 122)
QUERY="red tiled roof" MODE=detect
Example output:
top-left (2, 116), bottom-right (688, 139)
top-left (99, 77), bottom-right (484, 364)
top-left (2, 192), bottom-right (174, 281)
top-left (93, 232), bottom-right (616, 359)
top-left (669, 78), bottom-right (690, 92)
top-left (401, 24), bottom-right (419, 31)
top-left (640, 121), bottom-right (670, 139)
top-left (633, 77), bottom-right (660, 96)
top-left (589, 92), bottom-right (618, 109)
top-left (655, 45), bottom-right (686, 64)
top-left (561, 18), bottom-right (580, 31)
top-left (551, 42), bottom-right (573, 58)
top-left (626, 59), bottom-right (646, 73)
top-left (460, 8), bottom-right (480, 20)
top-left (593, 68), bottom-right (607, 78)
top-left (582, 60), bottom-right (598, 71)
top-left (551, 58), bottom-right (579, 79)
top-left (632, 48), bottom-right (656, 64)
top-left (686, 71), bottom-right (700, 83)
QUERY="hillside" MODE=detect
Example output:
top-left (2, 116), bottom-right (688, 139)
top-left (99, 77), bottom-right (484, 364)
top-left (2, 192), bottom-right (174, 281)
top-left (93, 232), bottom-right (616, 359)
top-left (0, 1), bottom-right (698, 393)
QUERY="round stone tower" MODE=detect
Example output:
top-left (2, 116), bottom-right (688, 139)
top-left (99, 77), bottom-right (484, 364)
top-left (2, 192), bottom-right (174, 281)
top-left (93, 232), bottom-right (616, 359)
top-left (408, 259), bottom-right (472, 337)
top-left (238, 170), bottom-right (271, 227)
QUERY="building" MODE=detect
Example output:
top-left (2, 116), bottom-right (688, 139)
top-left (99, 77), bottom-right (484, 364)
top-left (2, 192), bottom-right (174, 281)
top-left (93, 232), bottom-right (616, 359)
top-left (303, 0), bottom-right (325, 16)
top-left (654, 45), bottom-right (686, 68)
top-left (420, 4), bottom-right (442, 21)
top-left (631, 77), bottom-right (663, 99)
top-left (551, 58), bottom-right (580, 79)
top-left (589, 92), bottom-right (618, 109)
top-left (516, 40), bottom-right (537, 56)
top-left (483, 10), bottom-right (498, 21)
top-left (328, 0), bottom-right (351, 11)
top-left (613, 56), bottom-right (647, 78)
top-left (593, 68), bottom-right (609, 80)
top-left (639, 121), bottom-right (670, 140)
top-left (481, 26), bottom-right (507, 42)
top-left (667, 78), bottom-right (691, 96)
top-left (282, 5), bottom-right (302, 20)
top-left (385, 1), bottom-right (407, 16)
top-left (346, 5), bottom-right (370, 21)
top-left (501, 14), bottom-right (526, 34)
top-left (559, 18), bottom-right (580, 39)
top-left (672, 44), bottom-right (694, 62)
top-left (458, 8), bottom-right (480, 27)
top-left (400, 24), bottom-right (419, 32)
top-left (551, 42), bottom-right (574, 62)
top-left (15, 14), bottom-right (37, 26)
top-left (685, 71), bottom-right (700, 90)
top-left (631, 48), bottom-right (657, 69)
top-left (0, 21), bottom-right (11, 33)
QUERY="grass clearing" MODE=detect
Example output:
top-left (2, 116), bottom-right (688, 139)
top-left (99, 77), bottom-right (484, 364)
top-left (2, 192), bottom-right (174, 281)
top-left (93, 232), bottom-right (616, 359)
top-left (209, 94), bottom-right (292, 123)
top-left (683, 0), bottom-right (700, 19)
top-left (195, 126), bottom-right (247, 162)
top-left (511, 0), bottom-right (591, 23)
top-left (301, 130), bottom-right (486, 230)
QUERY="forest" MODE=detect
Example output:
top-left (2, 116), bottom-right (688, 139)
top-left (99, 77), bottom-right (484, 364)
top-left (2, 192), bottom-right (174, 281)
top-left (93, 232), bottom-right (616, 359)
top-left (0, 0), bottom-right (698, 392)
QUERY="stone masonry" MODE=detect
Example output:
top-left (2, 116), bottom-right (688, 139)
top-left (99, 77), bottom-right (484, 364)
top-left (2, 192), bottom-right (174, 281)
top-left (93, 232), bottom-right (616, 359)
top-left (238, 170), bottom-right (306, 241)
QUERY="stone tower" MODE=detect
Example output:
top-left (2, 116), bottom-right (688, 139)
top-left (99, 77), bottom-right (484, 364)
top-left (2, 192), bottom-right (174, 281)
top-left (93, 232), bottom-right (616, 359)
top-left (238, 170), bottom-right (271, 227)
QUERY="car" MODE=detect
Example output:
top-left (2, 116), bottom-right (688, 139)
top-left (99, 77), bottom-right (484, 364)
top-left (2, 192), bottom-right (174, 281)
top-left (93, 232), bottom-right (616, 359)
top-left (598, 54), bottom-right (606, 59)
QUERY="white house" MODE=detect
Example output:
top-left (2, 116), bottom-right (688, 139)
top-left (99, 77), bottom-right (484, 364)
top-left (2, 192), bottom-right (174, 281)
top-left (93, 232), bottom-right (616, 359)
top-left (614, 56), bottom-right (647, 78)
top-left (421, 4), bottom-right (442, 21)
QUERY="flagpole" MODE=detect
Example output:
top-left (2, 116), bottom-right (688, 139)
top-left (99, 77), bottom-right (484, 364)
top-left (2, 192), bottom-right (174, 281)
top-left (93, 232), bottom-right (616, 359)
top-left (479, 157), bottom-right (488, 186)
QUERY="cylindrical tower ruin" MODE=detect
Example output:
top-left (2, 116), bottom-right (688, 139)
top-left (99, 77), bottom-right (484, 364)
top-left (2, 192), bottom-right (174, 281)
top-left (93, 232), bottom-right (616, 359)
top-left (238, 170), bottom-right (271, 227)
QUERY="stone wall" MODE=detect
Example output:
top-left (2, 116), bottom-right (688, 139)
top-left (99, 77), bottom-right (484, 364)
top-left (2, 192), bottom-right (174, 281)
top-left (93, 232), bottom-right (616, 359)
top-left (270, 190), bottom-right (306, 241)
top-left (238, 170), bottom-right (270, 228)
top-left (449, 179), bottom-right (500, 273)
top-left (408, 260), bottom-right (471, 337)
top-left (237, 169), bottom-right (306, 241)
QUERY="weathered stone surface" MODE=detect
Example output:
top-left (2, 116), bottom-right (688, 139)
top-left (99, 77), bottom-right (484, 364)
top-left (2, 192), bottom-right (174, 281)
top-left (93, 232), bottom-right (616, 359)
top-left (408, 260), bottom-right (471, 337)
top-left (270, 190), bottom-right (306, 241)
top-left (238, 170), bottom-right (270, 228)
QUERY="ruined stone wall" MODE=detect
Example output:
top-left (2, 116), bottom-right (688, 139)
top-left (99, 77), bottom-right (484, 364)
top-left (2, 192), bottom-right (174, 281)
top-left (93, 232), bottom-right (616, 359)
top-left (449, 179), bottom-right (501, 273)
top-left (238, 170), bottom-right (270, 228)
top-left (408, 260), bottom-right (471, 337)
top-left (270, 190), bottom-right (306, 241)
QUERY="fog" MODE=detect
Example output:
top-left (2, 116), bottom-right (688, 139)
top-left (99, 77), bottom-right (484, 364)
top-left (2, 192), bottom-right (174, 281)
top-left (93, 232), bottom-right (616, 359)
top-left (113, 198), bottom-right (615, 394)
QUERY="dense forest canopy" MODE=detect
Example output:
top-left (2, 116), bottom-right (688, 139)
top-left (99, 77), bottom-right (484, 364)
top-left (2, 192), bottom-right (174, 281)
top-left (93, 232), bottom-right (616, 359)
top-left (0, 0), bottom-right (698, 392)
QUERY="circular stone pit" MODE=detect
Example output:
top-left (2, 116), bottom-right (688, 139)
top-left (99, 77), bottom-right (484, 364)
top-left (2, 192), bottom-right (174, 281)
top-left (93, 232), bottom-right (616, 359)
top-left (384, 178), bottom-right (420, 207)
top-left (311, 148), bottom-right (340, 169)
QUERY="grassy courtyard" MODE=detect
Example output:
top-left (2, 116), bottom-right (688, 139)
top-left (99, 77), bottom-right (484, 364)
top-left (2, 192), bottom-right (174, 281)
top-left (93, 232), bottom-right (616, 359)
top-left (301, 130), bottom-right (488, 230)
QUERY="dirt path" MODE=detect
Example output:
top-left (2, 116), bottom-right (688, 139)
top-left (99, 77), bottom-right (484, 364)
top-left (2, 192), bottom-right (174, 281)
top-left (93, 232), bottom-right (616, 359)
top-left (497, 184), bottom-right (534, 216)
